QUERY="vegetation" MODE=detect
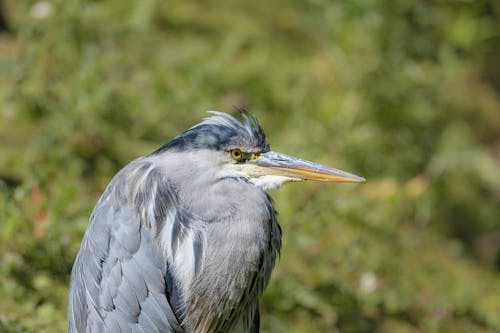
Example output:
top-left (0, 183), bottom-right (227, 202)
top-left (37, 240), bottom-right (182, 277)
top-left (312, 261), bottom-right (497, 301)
top-left (0, 0), bottom-right (499, 332)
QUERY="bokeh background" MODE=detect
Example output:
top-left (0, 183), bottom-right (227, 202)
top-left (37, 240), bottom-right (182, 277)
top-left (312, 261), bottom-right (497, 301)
top-left (1, 1), bottom-right (499, 332)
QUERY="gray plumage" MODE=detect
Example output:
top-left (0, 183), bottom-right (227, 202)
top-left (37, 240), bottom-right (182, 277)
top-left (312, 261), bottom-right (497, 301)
top-left (69, 112), bottom-right (364, 333)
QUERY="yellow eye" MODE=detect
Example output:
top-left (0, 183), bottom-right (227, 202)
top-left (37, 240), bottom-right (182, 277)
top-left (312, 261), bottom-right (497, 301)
top-left (230, 149), bottom-right (244, 161)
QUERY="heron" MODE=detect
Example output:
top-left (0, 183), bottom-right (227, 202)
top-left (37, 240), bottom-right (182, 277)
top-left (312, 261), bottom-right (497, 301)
top-left (68, 111), bottom-right (365, 333)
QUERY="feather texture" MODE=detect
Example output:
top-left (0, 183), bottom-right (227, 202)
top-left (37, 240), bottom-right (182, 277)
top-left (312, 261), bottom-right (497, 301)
top-left (69, 113), bottom-right (282, 333)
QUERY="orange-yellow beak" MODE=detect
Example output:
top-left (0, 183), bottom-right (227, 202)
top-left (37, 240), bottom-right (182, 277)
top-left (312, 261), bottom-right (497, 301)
top-left (250, 151), bottom-right (365, 183)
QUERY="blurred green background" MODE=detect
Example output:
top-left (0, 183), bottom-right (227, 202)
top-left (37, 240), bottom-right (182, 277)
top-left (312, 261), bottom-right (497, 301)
top-left (0, 0), bottom-right (499, 332)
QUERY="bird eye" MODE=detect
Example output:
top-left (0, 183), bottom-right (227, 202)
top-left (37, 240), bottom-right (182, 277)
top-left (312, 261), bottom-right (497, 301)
top-left (230, 149), bottom-right (244, 161)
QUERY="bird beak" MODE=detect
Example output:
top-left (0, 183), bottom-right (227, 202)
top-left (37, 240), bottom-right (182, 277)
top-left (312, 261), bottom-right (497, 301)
top-left (251, 151), bottom-right (365, 183)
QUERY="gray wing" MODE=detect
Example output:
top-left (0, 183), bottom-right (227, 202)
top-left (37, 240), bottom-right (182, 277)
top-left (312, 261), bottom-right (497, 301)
top-left (69, 160), bottom-right (202, 333)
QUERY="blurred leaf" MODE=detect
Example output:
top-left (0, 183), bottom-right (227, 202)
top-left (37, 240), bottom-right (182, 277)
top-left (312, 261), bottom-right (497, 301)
top-left (1, 0), bottom-right (499, 332)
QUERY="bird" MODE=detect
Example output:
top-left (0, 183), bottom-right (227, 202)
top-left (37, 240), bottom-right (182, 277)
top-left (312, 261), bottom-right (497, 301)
top-left (68, 111), bottom-right (365, 333)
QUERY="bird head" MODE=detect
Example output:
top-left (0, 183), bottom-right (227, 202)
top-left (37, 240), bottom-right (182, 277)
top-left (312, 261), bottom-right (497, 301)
top-left (154, 111), bottom-right (365, 191)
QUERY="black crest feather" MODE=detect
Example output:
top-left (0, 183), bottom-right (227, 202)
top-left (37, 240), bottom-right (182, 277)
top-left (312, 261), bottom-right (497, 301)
top-left (154, 111), bottom-right (270, 154)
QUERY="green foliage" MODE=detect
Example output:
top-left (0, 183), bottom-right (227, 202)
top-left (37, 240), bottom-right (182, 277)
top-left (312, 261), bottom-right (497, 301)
top-left (0, 0), bottom-right (499, 332)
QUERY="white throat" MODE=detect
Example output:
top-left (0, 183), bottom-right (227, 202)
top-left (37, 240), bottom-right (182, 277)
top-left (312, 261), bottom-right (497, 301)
top-left (249, 175), bottom-right (302, 191)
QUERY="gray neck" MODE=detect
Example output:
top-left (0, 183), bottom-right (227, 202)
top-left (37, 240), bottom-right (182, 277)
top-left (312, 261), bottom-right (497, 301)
top-left (150, 152), bottom-right (281, 332)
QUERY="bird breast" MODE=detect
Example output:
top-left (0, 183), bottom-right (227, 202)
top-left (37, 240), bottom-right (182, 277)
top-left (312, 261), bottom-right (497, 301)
top-left (177, 179), bottom-right (279, 332)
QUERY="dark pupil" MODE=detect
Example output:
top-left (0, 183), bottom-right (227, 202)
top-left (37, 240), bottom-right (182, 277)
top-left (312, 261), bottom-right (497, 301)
top-left (234, 151), bottom-right (241, 157)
